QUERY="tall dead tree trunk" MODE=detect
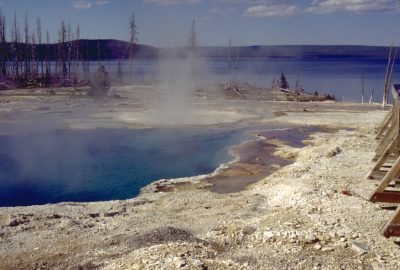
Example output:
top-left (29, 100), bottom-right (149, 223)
top-left (67, 23), bottom-right (72, 80)
top-left (12, 13), bottom-right (20, 82)
top-left (0, 9), bottom-right (6, 81)
top-left (45, 30), bottom-right (51, 85)
top-left (31, 32), bottom-right (36, 79)
top-left (85, 39), bottom-right (89, 82)
top-left (234, 47), bottom-right (239, 87)
top-left (75, 25), bottom-right (80, 82)
top-left (45, 30), bottom-right (50, 74)
top-left (24, 13), bottom-right (30, 80)
top-left (228, 39), bottom-right (232, 88)
top-left (59, 21), bottom-right (67, 82)
top-left (361, 72), bottom-right (365, 104)
top-left (388, 47), bottom-right (398, 96)
top-left (97, 39), bottom-right (100, 66)
top-left (383, 44), bottom-right (394, 107)
top-left (128, 13), bottom-right (137, 84)
top-left (37, 17), bottom-right (43, 78)
top-left (188, 19), bottom-right (196, 53)
top-left (370, 88), bottom-right (375, 104)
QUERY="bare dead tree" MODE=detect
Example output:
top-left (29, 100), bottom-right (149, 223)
top-left (383, 44), bottom-right (394, 107)
top-left (188, 19), bottom-right (196, 52)
top-left (46, 30), bottom-right (50, 76)
top-left (128, 13), bottom-right (137, 83)
top-left (388, 47), bottom-right (398, 95)
top-left (369, 88), bottom-right (375, 104)
top-left (226, 39), bottom-right (239, 89)
top-left (24, 13), bottom-right (30, 79)
top-left (116, 61), bottom-right (123, 83)
top-left (85, 39), bottom-right (89, 82)
top-left (228, 39), bottom-right (232, 88)
top-left (56, 29), bottom-right (60, 76)
top-left (75, 24), bottom-right (80, 81)
top-left (361, 72), bottom-right (364, 104)
top-left (75, 24), bottom-right (81, 72)
top-left (31, 32), bottom-right (36, 79)
top-left (11, 13), bottom-right (20, 81)
top-left (36, 17), bottom-right (43, 77)
top-left (67, 22), bottom-right (72, 79)
top-left (234, 46), bottom-right (239, 87)
top-left (59, 21), bottom-right (67, 80)
top-left (97, 39), bottom-right (100, 65)
top-left (0, 8), bottom-right (6, 81)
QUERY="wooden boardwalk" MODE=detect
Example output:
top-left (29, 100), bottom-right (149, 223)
top-left (369, 84), bottom-right (400, 237)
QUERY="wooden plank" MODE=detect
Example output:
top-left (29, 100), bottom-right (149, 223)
top-left (381, 206), bottom-right (400, 237)
top-left (375, 128), bottom-right (397, 156)
top-left (382, 155), bottom-right (398, 165)
top-left (377, 123), bottom-right (396, 148)
top-left (377, 87), bottom-right (400, 237)
top-left (382, 165), bottom-right (394, 168)
top-left (368, 171), bottom-right (391, 180)
top-left (371, 139), bottom-right (396, 171)
top-left (374, 131), bottom-right (400, 160)
top-left (382, 224), bottom-right (400, 238)
top-left (369, 156), bottom-right (400, 203)
top-left (375, 125), bottom-right (397, 154)
top-left (377, 105), bottom-right (393, 131)
top-left (374, 130), bottom-right (399, 161)
top-left (374, 94), bottom-right (399, 162)
top-left (370, 191), bottom-right (400, 203)
top-left (376, 108), bottom-right (394, 139)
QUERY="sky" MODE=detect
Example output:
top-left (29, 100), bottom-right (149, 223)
top-left (0, 0), bottom-right (399, 47)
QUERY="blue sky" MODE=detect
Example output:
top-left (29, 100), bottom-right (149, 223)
top-left (0, 0), bottom-right (399, 47)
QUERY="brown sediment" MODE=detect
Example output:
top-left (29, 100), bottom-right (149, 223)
top-left (257, 126), bottom-right (324, 147)
top-left (153, 181), bottom-right (191, 193)
top-left (205, 126), bottom-right (330, 194)
top-left (273, 111), bottom-right (287, 117)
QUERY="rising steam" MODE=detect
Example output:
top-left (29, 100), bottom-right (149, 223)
top-left (154, 50), bottom-right (208, 125)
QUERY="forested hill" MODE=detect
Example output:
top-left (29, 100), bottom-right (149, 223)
top-left (3, 40), bottom-right (396, 60)
top-left (3, 39), bottom-right (159, 61)
top-left (193, 45), bottom-right (396, 59)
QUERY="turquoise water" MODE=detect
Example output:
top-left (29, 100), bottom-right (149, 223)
top-left (0, 128), bottom-right (251, 207)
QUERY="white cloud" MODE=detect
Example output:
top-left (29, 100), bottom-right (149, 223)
top-left (307, 0), bottom-right (398, 14)
top-left (218, 0), bottom-right (277, 3)
top-left (95, 0), bottom-right (109, 5)
top-left (244, 4), bottom-right (299, 17)
top-left (209, 6), bottom-right (236, 15)
top-left (143, 0), bottom-right (202, 5)
top-left (218, 0), bottom-right (259, 3)
top-left (73, 0), bottom-right (91, 10)
top-left (200, 15), bottom-right (212, 21)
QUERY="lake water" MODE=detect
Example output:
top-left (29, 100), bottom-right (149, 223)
top-left (97, 57), bottom-right (399, 103)
top-left (0, 128), bottom-right (252, 207)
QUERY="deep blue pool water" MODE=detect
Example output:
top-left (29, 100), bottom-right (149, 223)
top-left (0, 128), bottom-right (251, 207)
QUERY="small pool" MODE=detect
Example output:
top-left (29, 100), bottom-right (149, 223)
top-left (0, 128), bottom-right (252, 206)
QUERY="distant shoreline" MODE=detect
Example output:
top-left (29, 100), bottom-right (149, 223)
top-left (2, 39), bottom-right (396, 60)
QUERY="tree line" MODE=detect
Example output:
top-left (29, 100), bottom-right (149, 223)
top-left (0, 10), bottom-right (137, 89)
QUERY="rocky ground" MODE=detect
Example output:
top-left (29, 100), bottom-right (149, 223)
top-left (0, 86), bottom-right (398, 269)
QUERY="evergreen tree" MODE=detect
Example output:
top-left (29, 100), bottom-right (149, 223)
top-left (279, 72), bottom-right (289, 89)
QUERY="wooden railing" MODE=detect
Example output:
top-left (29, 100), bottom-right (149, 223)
top-left (369, 84), bottom-right (400, 237)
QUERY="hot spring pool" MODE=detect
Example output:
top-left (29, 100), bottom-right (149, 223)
top-left (0, 127), bottom-right (253, 206)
